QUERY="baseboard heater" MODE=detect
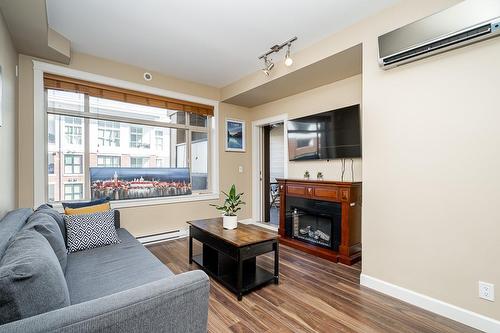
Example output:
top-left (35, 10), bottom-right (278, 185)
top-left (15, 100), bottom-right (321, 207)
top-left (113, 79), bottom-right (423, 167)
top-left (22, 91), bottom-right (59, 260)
top-left (137, 229), bottom-right (188, 245)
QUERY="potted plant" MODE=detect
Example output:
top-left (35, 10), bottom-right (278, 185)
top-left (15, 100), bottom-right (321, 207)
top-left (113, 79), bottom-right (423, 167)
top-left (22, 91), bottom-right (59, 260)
top-left (317, 172), bottom-right (324, 180)
top-left (210, 184), bottom-right (245, 230)
top-left (304, 170), bottom-right (310, 180)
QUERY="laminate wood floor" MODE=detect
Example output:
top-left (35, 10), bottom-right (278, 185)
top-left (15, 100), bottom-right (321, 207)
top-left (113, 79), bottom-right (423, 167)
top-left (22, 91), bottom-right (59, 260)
top-left (147, 238), bottom-right (479, 333)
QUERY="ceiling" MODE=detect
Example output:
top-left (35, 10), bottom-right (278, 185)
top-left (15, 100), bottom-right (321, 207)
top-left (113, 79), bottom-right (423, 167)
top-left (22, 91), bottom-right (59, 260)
top-left (46, 0), bottom-right (398, 88)
top-left (223, 44), bottom-right (362, 107)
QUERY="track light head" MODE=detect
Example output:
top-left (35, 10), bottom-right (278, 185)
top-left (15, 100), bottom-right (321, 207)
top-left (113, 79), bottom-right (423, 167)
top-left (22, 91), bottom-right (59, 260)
top-left (284, 44), bottom-right (293, 67)
top-left (262, 57), bottom-right (274, 76)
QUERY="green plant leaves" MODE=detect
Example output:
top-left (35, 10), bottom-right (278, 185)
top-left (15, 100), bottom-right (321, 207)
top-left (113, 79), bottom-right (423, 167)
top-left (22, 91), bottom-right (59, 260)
top-left (210, 184), bottom-right (245, 216)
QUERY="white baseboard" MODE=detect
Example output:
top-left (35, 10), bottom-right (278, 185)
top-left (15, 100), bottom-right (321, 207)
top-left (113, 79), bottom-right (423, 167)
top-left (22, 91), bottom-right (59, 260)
top-left (360, 274), bottom-right (500, 333)
top-left (137, 228), bottom-right (188, 245)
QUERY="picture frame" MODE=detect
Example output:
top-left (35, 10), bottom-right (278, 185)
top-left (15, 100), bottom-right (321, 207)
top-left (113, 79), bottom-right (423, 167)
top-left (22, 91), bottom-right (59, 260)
top-left (225, 118), bottom-right (245, 152)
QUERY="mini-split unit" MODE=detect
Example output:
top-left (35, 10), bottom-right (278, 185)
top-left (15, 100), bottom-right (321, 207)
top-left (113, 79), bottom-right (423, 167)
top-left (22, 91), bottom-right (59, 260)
top-left (378, 0), bottom-right (500, 69)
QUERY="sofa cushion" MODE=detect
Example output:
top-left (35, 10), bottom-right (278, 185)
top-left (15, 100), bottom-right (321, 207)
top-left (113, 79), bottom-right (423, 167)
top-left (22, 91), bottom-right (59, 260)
top-left (65, 228), bottom-right (173, 304)
top-left (34, 204), bottom-right (67, 243)
top-left (65, 210), bottom-right (120, 253)
top-left (24, 213), bottom-right (67, 272)
top-left (0, 229), bottom-right (70, 324)
top-left (62, 197), bottom-right (110, 209)
top-left (64, 202), bottom-right (111, 215)
top-left (0, 208), bottom-right (33, 259)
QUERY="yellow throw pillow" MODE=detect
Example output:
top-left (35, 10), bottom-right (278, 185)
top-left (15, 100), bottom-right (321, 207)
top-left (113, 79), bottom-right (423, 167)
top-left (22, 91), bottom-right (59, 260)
top-left (64, 202), bottom-right (111, 215)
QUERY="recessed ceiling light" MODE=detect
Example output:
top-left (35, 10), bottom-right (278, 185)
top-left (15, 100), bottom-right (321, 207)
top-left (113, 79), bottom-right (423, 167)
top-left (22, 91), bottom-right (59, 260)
top-left (144, 72), bottom-right (153, 81)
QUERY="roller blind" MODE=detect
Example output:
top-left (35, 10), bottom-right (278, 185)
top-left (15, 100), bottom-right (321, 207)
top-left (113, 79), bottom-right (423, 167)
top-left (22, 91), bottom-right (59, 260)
top-left (43, 73), bottom-right (214, 116)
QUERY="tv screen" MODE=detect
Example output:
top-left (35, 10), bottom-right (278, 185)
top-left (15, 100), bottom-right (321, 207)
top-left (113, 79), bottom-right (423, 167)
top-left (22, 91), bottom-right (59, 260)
top-left (287, 105), bottom-right (361, 161)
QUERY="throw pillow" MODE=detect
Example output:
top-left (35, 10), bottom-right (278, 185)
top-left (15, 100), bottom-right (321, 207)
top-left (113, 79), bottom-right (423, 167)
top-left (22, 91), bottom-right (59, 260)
top-left (0, 229), bottom-right (70, 324)
top-left (61, 197), bottom-right (110, 209)
top-left (24, 213), bottom-right (68, 272)
top-left (65, 210), bottom-right (120, 253)
top-left (34, 204), bottom-right (67, 243)
top-left (64, 202), bottom-right (111, 215)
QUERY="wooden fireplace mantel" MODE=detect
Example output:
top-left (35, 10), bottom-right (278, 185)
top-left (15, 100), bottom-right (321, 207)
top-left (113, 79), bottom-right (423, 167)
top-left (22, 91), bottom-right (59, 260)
top-left (276, 178), bottom-right (362, 265)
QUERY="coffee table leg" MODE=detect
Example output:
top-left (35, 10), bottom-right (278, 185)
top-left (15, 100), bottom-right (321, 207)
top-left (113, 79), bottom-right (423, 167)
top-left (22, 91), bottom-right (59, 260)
top-left (237, 255), bottom-right (243, 301)
top-left (188, 228), bottom-right (193, 264)
top-left (274, 241), bottom-right (279, 284)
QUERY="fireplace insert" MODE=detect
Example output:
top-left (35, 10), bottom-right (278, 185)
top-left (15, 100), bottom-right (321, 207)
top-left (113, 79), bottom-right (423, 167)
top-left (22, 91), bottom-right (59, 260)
top-left (284, 196), bottom-right (341, 251)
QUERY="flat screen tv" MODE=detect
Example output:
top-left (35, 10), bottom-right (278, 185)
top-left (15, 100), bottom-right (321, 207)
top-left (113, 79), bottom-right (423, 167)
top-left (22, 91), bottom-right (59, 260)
top-left (288, 105), bottom-right (361, 161)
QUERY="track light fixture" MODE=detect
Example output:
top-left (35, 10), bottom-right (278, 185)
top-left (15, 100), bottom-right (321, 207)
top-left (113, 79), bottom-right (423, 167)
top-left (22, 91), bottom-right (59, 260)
top-left (259, 36), bottom-right (297, 75)
top-left (262, 56), bottom-right (275, 76)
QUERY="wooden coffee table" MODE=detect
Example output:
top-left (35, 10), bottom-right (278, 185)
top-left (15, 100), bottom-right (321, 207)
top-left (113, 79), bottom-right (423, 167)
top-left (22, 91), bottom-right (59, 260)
top-left (187, 218), bottom-right (279, 301)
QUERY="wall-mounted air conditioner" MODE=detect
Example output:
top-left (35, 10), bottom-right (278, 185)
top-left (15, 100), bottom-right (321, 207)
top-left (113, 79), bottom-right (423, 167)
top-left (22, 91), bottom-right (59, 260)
top-left (378, 0), bottom-right (500, 69)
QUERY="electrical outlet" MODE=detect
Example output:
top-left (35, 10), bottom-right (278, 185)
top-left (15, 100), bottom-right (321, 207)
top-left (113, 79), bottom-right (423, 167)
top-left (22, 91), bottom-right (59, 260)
top-left (238, 166), bottom-right (243, 173)
top-left (479, 281), bottom-right (495, 302)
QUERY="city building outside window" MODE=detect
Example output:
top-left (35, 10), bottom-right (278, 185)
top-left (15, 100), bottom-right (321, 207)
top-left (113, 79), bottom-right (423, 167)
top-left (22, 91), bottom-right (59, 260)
top-left (64, 117), bottom-right (83, 145)
top-left (48, 153), bottom-right (55, 174)
top-left (64, 183), bottom-right (83, 200)
top-left (97, 155), bottom-right (121, 167)
top-left (130, 157), bottom-right (149, 168)
top-left (48, 184), bottom-right (55, 202)
top-left (155, 129), bottom-right (164, 151)
top-left (130, 126), bottom-right (145, 148)
top-left (64, 154), bottom-right (83, 174)
top-left (48, 117), bottom-right (56, 144)
top-left (98, 120), bottom-right (120, 147)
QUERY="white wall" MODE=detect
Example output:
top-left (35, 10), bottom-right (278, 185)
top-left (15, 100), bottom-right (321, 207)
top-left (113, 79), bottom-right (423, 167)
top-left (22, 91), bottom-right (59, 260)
top-left (363, 11), bottom-right (500, 323)
top-left (0, 13), bottom-right (17, 216)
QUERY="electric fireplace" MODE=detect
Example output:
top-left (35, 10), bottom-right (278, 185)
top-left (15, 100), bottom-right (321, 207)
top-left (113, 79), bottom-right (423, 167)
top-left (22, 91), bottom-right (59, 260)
top-left (285, 196), bottom-right (341, 251)
top-left (276, 178), bottom-right (362, 265)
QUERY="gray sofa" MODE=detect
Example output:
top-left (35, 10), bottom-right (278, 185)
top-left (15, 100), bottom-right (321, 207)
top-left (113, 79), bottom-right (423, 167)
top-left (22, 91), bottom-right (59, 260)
top-left (0, 207), bottom-right (210, 333)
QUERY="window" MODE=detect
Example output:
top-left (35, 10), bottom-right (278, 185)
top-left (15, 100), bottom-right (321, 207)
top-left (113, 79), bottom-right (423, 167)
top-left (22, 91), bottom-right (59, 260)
top-left (48, 153), bottom-right (55, 174)
top-left (48, 184), bottom-right (55, 202)
top-left (130, 157), bottom-right (149, 168)
top-left (98, 120), bottom-right (120, 147)
top-left (64, 117), bottom-right (83, 145)
top-left (97, 155), bottom-right (121, 167)
top-left (191, 132), bottom-right (208, 190)
top-left (130, 126), bottom-right (148, 148)
top-left (155, 130), bottom-right (164, 151)
top-left (45, 78), bottom-right (212, 203)
top-left (64, 154), bottom-right (83, 174)
top-left (64, 183), bottom-right (83, 201)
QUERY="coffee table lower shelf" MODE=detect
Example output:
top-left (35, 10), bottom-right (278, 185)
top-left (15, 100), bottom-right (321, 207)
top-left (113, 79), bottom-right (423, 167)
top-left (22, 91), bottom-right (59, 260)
top-left (192, 254), bottom-right (276, 299)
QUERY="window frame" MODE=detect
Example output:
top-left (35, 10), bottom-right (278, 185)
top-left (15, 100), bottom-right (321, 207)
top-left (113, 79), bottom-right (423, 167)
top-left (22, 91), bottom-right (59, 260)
top-left (97, 120), bottom-right (121, 147)
top-left (34, 61), bottom-right (219, 209)
top-left (97, 155), bottom-right (121, 168)
top-left (45, 87), bottom-right (213, 204)
top-left (63, 154), bottom-right (83, 175)
top-left (64, 183), bottom-right (84, 201)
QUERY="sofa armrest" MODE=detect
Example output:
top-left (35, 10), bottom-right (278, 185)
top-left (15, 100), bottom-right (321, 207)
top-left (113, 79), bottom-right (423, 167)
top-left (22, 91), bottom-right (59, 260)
top-left (1, 270), bottom-right (209, 333)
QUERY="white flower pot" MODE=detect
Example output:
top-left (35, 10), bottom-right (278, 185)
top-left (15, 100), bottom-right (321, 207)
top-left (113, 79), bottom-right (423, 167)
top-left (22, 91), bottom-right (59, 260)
top-left (223, 215), bottom-right (238, 230)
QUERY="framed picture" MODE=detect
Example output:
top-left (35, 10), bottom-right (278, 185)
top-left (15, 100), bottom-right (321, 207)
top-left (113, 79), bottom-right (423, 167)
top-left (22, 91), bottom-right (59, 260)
top-left (225, 118), bottom-right (245, 152)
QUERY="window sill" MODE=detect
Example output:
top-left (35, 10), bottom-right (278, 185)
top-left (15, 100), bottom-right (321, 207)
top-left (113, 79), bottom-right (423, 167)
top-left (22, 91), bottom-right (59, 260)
top-left (50, 192), bottom-right (220, 211)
